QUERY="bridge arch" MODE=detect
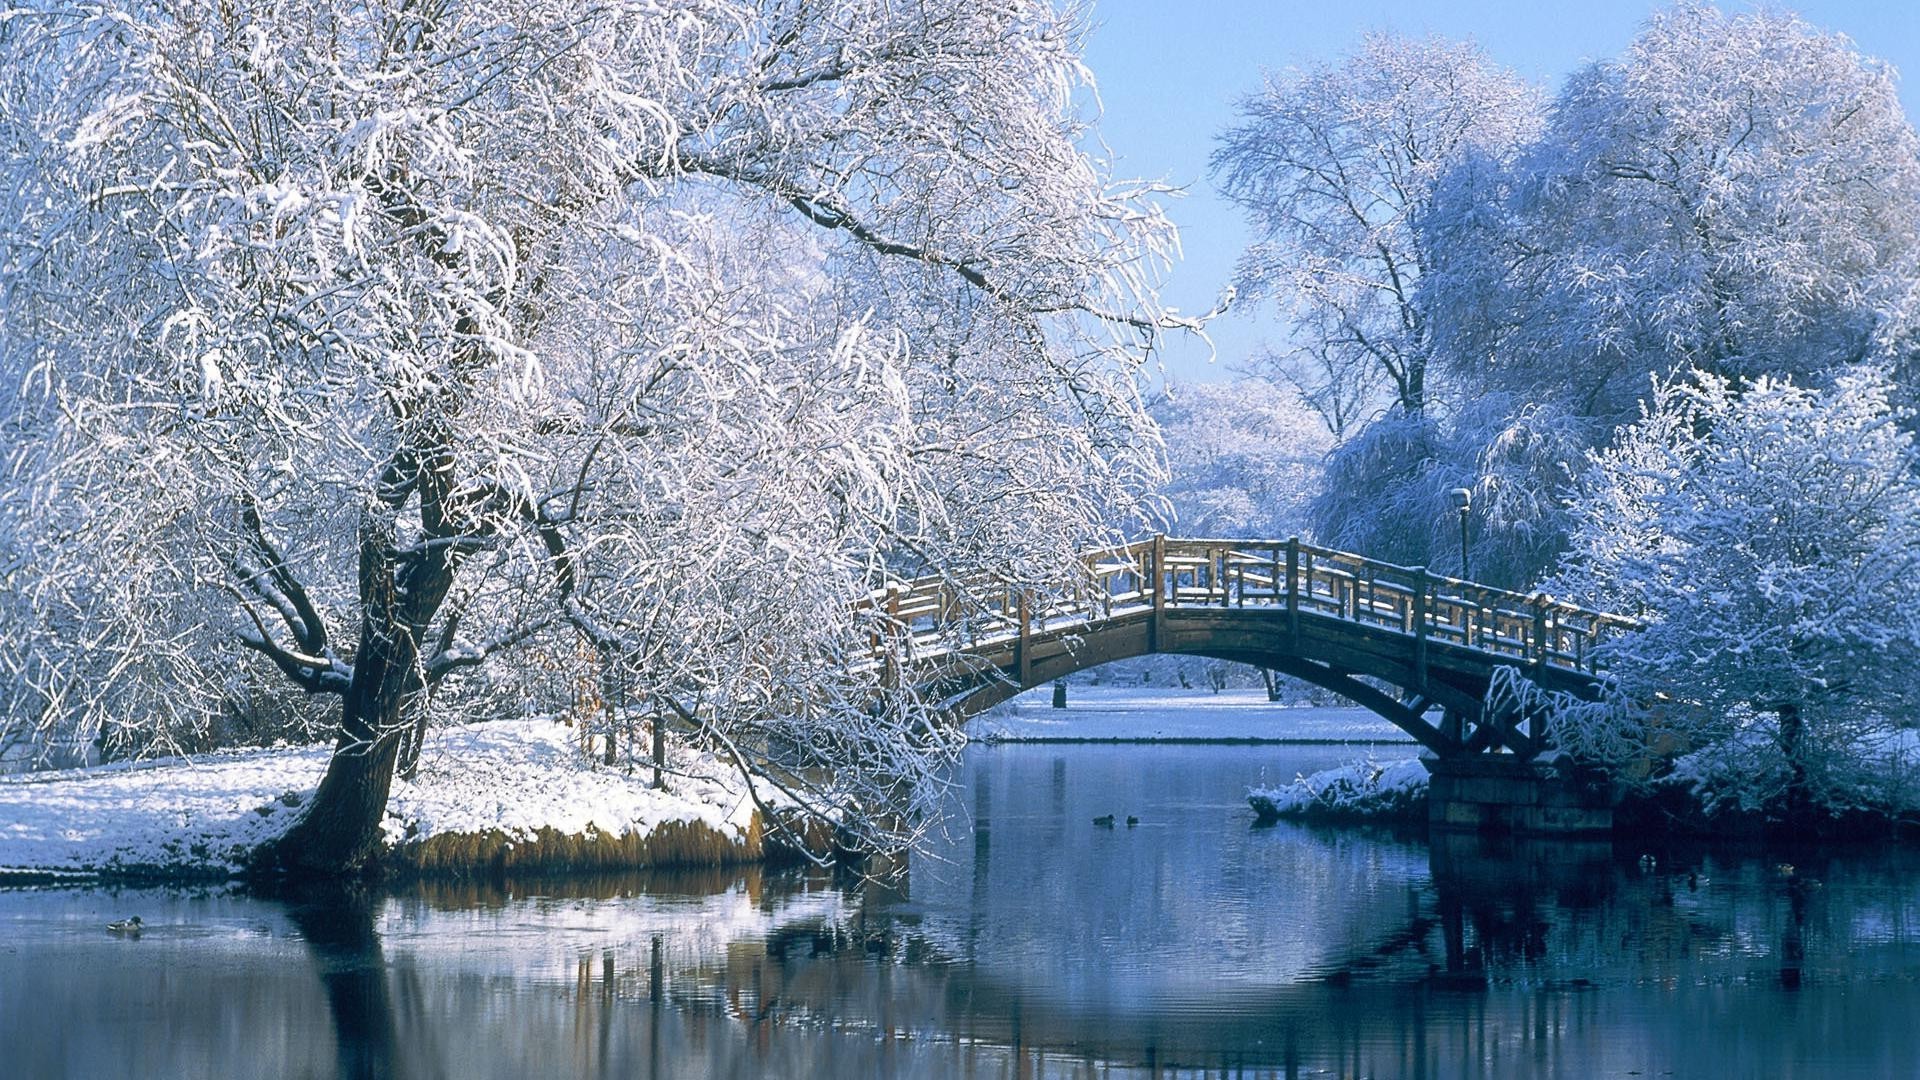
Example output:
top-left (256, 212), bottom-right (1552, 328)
top-left (886, 538), bottom-right (1631, 760)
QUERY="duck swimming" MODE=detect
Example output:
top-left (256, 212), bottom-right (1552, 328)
top-left (106, 916), bottom-right (142, 934)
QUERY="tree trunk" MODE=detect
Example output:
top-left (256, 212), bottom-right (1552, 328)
top-left (252, 690), bottom-right (411, 877)
top-left (1778, 702), bottom-right (1812, 825)
top-left (254, 501), bottom-right (459, 878)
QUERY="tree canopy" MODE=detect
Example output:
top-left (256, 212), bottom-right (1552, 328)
top-left (0, 0), bottom-right (1186, 871)
top-left (1550, 369), bottom-right (1920, 816)
top-left (1224, 5), bottom-right (1920, 588)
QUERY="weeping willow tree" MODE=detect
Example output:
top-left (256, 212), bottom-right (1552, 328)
top-left (0, 0), bottom-right (1193, 874)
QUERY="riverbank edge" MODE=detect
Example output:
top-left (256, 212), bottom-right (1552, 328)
top-left (0, 717), bottom-right (850, 888)
top-left (1250, 763), bottom-right (1920, 842)
top-left (0, 810), bottom-right (839, 888)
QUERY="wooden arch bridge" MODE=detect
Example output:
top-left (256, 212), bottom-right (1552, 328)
top-left (876, 537), bottom-right (1637, 761)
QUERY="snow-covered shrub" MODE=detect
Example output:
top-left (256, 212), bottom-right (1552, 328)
top-left (1550, 369), bottom-right (1920, 820)
top-left (1249, 757), bottom-right (1429, 823)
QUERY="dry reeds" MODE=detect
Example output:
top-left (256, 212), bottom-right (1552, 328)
top-left (387, 815), bottom-right (765, 878)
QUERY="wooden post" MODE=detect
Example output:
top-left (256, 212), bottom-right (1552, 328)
top-left (1531, 594), bottom-right (1549, 671)
top-left (883, 587), bottom-right (900, 689)
top-left (1411, 566), bottom-right (1429, 687)
top-left (1017, 592), bottom-right (1033, 688)
top-left (1151, 534), bottom-right (1166, 651)
top-left (1221, 548), bottom-right (1232, 608)
top-left (1285, 537), bottom-right (1300, 651)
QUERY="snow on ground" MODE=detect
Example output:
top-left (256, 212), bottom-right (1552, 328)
top-left (385, 719), bottom-right (758, 849)
top-left (1248, 757), bottom-right (1430, 821)
top-left (0, 742), bottom-right (331, 877)
top-left (0, 719), bottom-right (759, 879)
top-left (968, 685), bottom-right (1410, 743)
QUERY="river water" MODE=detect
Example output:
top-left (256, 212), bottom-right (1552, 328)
top-left (7, 742), bottom-right (1920, 1079)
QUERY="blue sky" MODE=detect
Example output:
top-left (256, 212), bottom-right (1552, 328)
top-left (1080, 0), bottom-right (1920, 383)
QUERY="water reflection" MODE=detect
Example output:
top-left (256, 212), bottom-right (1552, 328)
top-left (279, 884), bottom-right (408, 1080)
top-left (6, 744), bottom-right (1920, 1078)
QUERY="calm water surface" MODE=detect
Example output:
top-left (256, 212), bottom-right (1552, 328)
top-left (7, 742), bottom-right (1920, 1078)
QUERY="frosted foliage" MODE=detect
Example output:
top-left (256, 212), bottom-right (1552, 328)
top-left (1214, 33), bottom-right (1541, 419)
top-left (1428, 3), bottom-right (1920, 422)
top-left (1550, 369), bottom-right (1920, 812)
top-left (1318, 3), bottom-right (1920, 596)
top-left (1152, 379), bottom-right (1331, 539)
top-left (0, 1), bottom-right (1182, 850)
top-left (1309, 396), bottom-right (1588, 588)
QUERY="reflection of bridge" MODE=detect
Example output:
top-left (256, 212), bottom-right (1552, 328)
top-left (877, 537), bottom-right (1637, 760)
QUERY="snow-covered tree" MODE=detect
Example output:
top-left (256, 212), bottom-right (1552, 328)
top-left (1213, 33), bottom-right (1542, 421)
top-left (1151, 378), bottom-right (1330, 539)
top-left (1297, 5), bottom-right (1920, 585)
top-left (1306, 396), bottom-right (1590, 589)
top-left (0, 1), bottom-right (1187, 873)
top-left (1428, 3), bottom-right (1920, 424)
top-left (1550, 369), bottom-right (1920, 819)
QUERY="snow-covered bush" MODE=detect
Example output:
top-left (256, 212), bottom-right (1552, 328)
top-left (1551, 369), bottom-right (1920, 820)
top-left (1248, 757), bottom-right (1429, 823)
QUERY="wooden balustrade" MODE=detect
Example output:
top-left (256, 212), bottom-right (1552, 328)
top-left (864, 536), bottom-right (1636, 678)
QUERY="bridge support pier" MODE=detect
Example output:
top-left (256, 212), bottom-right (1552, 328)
top-left (1425, 757), bottom-right (1613, 836)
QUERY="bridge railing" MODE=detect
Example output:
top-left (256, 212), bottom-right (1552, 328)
top-left (868, 536), bottom-right (1637, 677)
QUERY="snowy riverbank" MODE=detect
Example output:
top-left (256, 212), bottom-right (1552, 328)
top-left (968, 685), bottom-right (1412, 743)
top-left (0, 719), bottom-right (764, 881)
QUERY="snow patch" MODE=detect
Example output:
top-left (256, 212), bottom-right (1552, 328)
top-left (0, 719), bottom-right (762, 878)
top-left (384, 719), bottom-right (760, 848)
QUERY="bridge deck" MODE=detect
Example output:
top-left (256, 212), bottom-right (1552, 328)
top-left (863, 537), bottom-right (1637, 758)
top-left (875, 537), bottom-right (1634, 677)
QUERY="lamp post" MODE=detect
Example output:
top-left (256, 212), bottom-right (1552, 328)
top-left (1449, 487), bottom-right (1472, 580)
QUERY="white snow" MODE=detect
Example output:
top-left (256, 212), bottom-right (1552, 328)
top-left (383, 719), bottom-right (760, 848)
top-left (1663, 723), bottom-right (1920, 818)
top-left (968, 685), bottom-right (1410, 742)
top-left (1248, 756), bottom-right (1430, 819)
top-left (0, 719), bottom-right (761, 878)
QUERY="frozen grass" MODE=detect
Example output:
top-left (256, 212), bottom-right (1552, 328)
top-left (0, 719), bottom-right (762, 880)
top-left (969, 686), bottom-right (1410, 743)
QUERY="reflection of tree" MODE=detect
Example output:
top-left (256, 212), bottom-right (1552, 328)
top-left (1780, 876), bottom-right (1809, 990)
top-left (279, 883), bottom-right (415, 1080)
top-left (215, 838), bottom-right (1920, 1078)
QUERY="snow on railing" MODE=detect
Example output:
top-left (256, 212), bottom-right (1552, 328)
top-left (863, 536), bottom-right (1637, 677)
